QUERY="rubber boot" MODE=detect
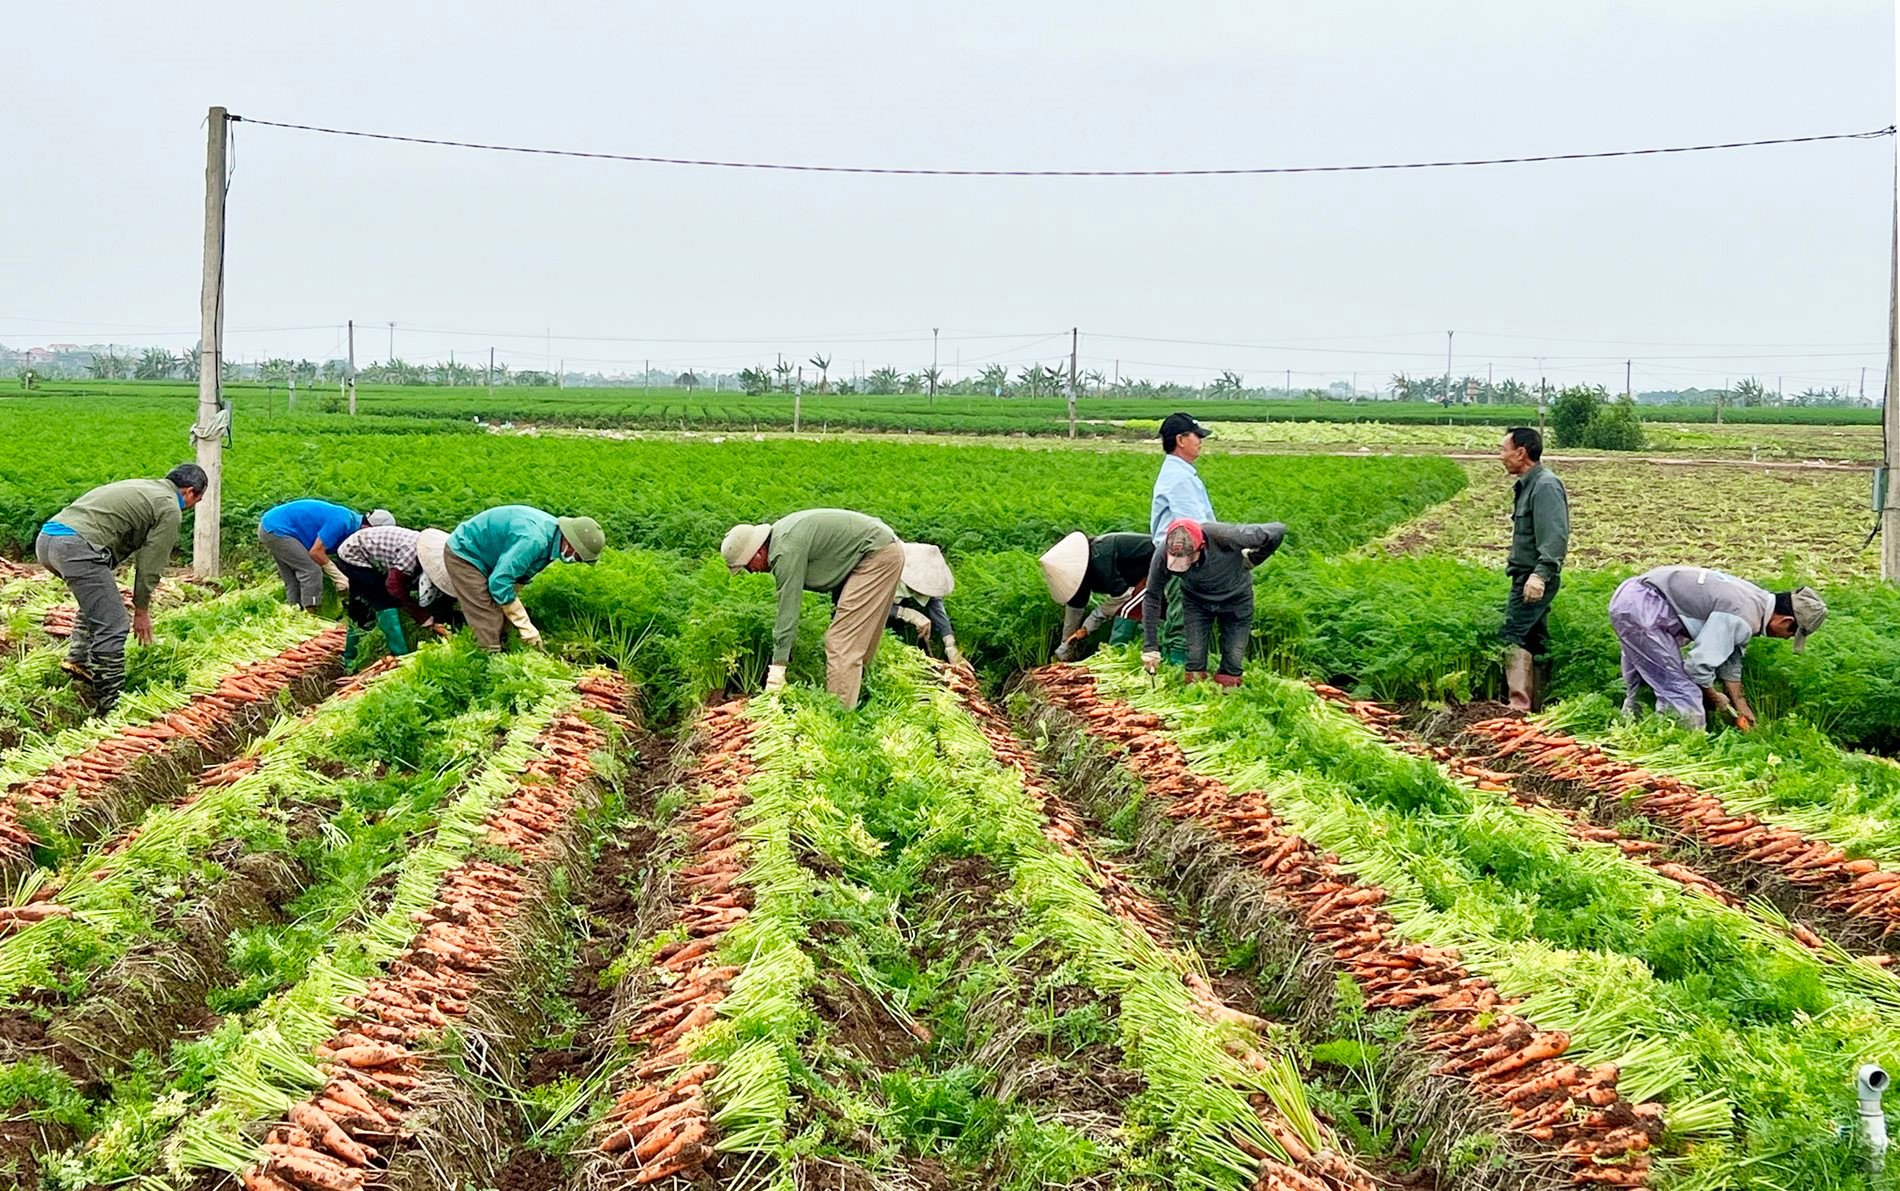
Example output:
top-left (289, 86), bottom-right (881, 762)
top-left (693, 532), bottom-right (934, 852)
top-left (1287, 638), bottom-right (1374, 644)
top-left (1504, 647), bottom-right (1535, 712)
top-left (1213, 672), bottom-right (1243, 691)
top-left (342, 623), bottom-right (365, 674)
top-left (375, 608), bottom-right (411, 656)
top-left (1184, 670), bottom-right (1209, 684)
top-left (90, 649), bottom-right (125, 716)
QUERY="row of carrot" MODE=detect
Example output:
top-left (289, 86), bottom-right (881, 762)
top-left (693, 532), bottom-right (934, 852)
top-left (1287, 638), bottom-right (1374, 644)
top-left (1030, 664), bottom-right (1660, 1187)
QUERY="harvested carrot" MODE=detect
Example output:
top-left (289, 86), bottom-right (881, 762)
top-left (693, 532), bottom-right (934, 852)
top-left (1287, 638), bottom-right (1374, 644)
top-left (329, 1043), bottom-right (410, 1068)
top-left (290, 1102), bottom-right (375, 1165)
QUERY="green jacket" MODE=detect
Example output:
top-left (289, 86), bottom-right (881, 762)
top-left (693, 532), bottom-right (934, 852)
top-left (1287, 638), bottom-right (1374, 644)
top-left (1508, 463), bottom-right (1570, 582)
top-left (50, 478), bottom-right (184, 608)
top-left (447, 505), bottom-right (562, 605)
top-left (767, 508), bottom-right (897, 663)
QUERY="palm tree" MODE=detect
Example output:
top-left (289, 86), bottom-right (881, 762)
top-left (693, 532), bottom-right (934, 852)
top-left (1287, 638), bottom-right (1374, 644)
top-left (922, 367), bottom-right (943, 405)
top-left (979, 364), bottom-right (1010, 397)
top-left (1083, 368), bottom-right (1108, 395)
top-left (134, 346), bottom-right (177, 380)
top-left (1388, 372), bottom-right (1413, 400)
top-left (773, 360), bottom-right (795, 393)
top-left (867, 366), bottom-right (902, 395)
top-left (1734, 377), bottom-right (1767, 407)
top-left (88, 351), bottom-right (130, 380)
top-left (678, 370), bottom-right (699, 392)
top-left (809, 354), bottom-right (831, 394)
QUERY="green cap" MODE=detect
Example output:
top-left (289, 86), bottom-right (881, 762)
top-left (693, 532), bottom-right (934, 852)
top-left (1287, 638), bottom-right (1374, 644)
top-left (556, 516), bottom-right (605, 563)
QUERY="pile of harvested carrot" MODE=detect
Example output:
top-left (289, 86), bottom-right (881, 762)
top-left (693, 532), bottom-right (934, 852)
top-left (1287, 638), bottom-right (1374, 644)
top-left (1309, 686), bottom-right (1753, 917)
top-left (0, 625), bottom-right (348, 864)
top-left (242, 676), bottom-right (625, 1191)
top-left (947, 664), bottom-right (1379, 1191)
top-left (594, 699), bottom-right (756, 1185)
top-left (1462, 713), bottom-right (1900, 950)
top-left (1033, 666), bottom-right (1659, 1186)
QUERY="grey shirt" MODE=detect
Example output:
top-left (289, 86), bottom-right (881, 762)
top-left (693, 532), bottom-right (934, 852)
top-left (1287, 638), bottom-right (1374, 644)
top-left (1143, 522), bottom-right (1285, 651)
top-left (1507, 464), bottom-right (1570, 582)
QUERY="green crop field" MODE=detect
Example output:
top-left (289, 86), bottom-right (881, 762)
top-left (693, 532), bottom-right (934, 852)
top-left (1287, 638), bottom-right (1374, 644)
top-left (0, 390), bottom-right (1896, 1191)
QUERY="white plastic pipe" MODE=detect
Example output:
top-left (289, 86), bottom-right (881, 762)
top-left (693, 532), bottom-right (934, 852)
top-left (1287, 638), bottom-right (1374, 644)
top-left (1859, 1062), bottom-right (1890, 1171)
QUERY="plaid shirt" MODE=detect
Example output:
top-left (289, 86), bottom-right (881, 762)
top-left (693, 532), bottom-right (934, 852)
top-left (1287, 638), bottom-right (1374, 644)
top-left (338, 525), bottom-right (420, 574)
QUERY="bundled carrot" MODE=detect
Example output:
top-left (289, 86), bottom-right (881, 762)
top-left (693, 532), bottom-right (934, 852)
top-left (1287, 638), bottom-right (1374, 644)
top-left (1032, 666), bottom-right (1659, 1187)
top-left (240, 680), bottom-right (624, 1191)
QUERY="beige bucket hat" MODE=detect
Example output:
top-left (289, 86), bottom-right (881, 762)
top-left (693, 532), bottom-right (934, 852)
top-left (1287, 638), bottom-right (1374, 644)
top-left (1038, 532), bottom-right (1089, 604)
top-left (721, 523), bottom-right (772, 572)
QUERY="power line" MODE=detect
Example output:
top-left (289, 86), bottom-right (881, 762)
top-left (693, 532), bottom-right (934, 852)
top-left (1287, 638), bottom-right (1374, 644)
top-left (229, 116), bottom-right (1896, 178)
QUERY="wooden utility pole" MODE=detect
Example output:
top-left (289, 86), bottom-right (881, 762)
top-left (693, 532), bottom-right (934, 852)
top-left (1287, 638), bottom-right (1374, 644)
top-left (930, 327), bottom-right (939, 408)
top-left (1066, 327), bottom-right (1079, 439)
top-left (346, 320), bottom-right (357, 415)
top-left (1625, 359), bottom-right (1632, 402)
top-left (1442, 331), bottom-right (1454, 406)
top-left (193, 106), bottom-right (229, 579)
top-left (1883, 144), bottom-right (1900, 581)
top-left (487, 347), bottom-right (495, 398)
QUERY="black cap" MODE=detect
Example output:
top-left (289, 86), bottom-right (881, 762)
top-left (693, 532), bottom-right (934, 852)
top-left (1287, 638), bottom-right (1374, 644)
top-left (1160, 412), bottom-right (1213, 449)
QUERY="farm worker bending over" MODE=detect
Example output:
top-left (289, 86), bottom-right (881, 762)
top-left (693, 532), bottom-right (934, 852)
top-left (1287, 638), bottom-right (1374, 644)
top-left (1140, 519), bottom-right (1285, 688)
top-left (885, 542), bottom-right (963, 667)
top-left (257, 500), bottom-right (394, 610)
top-left (1609, 566), bottom-right (1826, 731)
top-left (1498, 427), bottom-right (1569, 711)
top-left (445, 506), bottom-right (604, 651)
top-left (1150, 413), bottom-right (1216, 667)
top-left (335, 523), bottom-right (457, 670)
top-left (721, 509), bottom-right (905, 709)
top-left (1040, 531), bottom-right (1155, 662)
top-left (35, 463), bottom-right (206, 713)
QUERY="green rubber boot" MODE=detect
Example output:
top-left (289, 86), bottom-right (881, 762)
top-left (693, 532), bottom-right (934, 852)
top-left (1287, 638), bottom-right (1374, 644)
top-left (375, 608), bottom-right (411, 656)
top-left (342, 623), bottom-right (365, 674)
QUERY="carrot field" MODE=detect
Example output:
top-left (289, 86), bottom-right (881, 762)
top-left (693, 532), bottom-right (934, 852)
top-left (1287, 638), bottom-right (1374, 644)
top-left (1, 393), bottom-right (1897, 1191)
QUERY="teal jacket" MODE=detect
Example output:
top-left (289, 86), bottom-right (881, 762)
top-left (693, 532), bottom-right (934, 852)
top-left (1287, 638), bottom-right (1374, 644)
top-left (448, 505), bottom-right (562, 605)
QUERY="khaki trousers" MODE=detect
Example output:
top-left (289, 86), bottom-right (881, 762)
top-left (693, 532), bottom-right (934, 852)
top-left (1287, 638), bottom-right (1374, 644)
top-left (445, 549), bottom-right (508, 651)
top-left (824, 542), bottom-right (905, 709)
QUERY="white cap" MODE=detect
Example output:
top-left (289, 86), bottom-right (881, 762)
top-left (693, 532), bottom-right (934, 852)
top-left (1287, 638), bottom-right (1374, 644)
top-left (1038, 532), bottom-right (1089, 604)
top-left (366, 509), bottom-right (396, 527)
top-left (900, 542), bottom-right (955, 597)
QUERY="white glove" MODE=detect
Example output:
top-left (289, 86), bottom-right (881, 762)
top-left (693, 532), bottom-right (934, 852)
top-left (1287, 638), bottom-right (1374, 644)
top-left (893, 607), bottom-right (932, 639)
top-left (500, 599), bottom-right (542, 647)
top-left (764, 663), bottom-right (787, 693)
top-left (1522, 574), bottom-right (1547, 603)
top-left (1141, 651), bottom-right (1161, 675)
top-left (321, 561), bottom-right (350, 593)
top-left (943, 635), bottom-right (964, 667)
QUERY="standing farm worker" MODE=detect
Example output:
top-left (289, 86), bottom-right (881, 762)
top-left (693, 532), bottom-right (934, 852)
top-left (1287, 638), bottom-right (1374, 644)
top-left (1040, 531), bottom-right (1155, 662)
top-left (1140, 518), bottom-right (1285, 687)
top-left (1150, 413), bottom-right (1216, 666)
top-left (1609, 566), bottom-right (1826, 731)
top-left (445, 506), bottom-right (604, 651)
top-left (1498, 426), bottom-right (1569, 711)
top-left (885, 542), bottom-right (964, 667)
top-left (257, 500), bottom-right (395, 610)
top-left (35, 463), bottom-right (207, 713)
top-left (721, 509), bottom-right (905, 709)
top-left (335, 523), bottom-right (457, 670)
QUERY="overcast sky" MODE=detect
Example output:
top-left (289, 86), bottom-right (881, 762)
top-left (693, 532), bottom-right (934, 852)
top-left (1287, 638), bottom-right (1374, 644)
top-left (7, 2), bottom-right (1895, 392)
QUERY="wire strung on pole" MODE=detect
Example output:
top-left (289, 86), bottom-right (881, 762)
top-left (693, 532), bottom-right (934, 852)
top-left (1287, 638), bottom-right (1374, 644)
top-left (228, 116), bottom-right (1895, 178)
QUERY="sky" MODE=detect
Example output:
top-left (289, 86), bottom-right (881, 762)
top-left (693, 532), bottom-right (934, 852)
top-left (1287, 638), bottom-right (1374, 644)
top-left (5, 1), bottom-right (1895, 393)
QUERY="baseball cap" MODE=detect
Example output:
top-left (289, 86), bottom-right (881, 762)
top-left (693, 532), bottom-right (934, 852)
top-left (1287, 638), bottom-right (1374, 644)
top-left (1786, 586), bottom-right (1827, 652)
top-left (1160, 413), bottom-right (1213, 446)
top-left (1163, 519), bottom-right (1205, 572)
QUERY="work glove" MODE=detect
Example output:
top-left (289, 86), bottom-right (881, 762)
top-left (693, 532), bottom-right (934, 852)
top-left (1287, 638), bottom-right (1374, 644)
top-left (1141, 650), bottom-right (1161, 675)
top-left (1054, 629), bottom-right (1087, 663)
top-left (1522, 574), bottom-right (1547, 603)
top-left (943, 635), bottom-right (966, 669)
top-left (764, 663), bottom-right (787, 693)
top-left (321, 561), bottom-right (351, 594)
top-left (893, 606), bottom-right (932, 640)
top-left (500, 599), bottom-right (542, 648)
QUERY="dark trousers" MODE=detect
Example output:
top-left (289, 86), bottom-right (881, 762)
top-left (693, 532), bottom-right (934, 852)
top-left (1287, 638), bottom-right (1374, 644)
top-left (1500, 572), bottom-right (1561, 657)
top-left (1184, 590), bottom-right (1253, 677)
top-left (36, 532), bottom-right (129, 706)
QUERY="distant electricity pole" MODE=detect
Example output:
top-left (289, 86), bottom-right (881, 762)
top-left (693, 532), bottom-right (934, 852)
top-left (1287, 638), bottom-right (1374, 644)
top-left (1883, 134), bottom-right (1899, 581)
top-left (930, 327), bottom-right (940, 407)
top-left (346, 319), bottom-right (357, 415)
top-left (1443, 331), bottom-right (1454, 406)
top-left (487, 347), bottom-right (495, 398)
top-left (192, 106), bottom-right (230, 578)
top-left (388, 321), bottom-right (395, 360)
top-left (1625, 359), bottom-right (1632, 402)
top-left (1066, 327), bottom-right (1079, 439)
